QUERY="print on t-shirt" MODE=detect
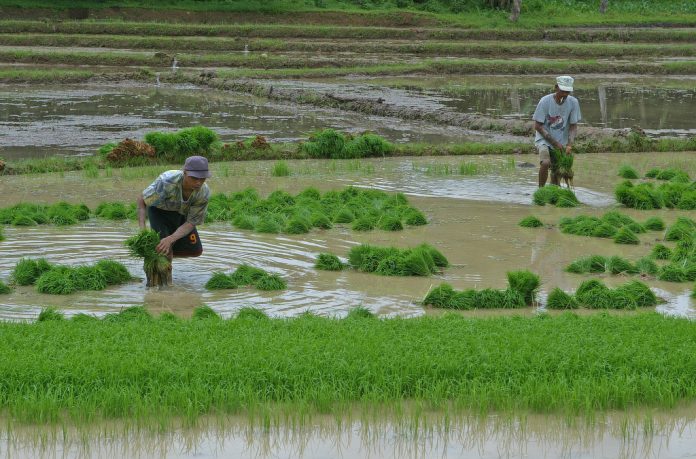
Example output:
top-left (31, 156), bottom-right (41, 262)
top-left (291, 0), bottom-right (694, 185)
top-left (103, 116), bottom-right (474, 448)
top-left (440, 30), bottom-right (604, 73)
top-left (548, 115), bottom-right (565, 130)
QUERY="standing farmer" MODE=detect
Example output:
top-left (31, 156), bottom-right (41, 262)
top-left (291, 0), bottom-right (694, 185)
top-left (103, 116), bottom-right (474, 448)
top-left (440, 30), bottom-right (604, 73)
top-left (136, 155), bottom-right (211, 284)
top-left (532, 75), bottom-right (582, 187)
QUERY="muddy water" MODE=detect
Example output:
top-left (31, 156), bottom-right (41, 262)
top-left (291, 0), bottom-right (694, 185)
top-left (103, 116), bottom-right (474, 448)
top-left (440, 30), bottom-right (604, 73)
top-left (1, 154), bottom-right (694, 321)
top-left (0, 83), bottom-right (493, 159)
top-left (2, 404), bottom-right (696, 459)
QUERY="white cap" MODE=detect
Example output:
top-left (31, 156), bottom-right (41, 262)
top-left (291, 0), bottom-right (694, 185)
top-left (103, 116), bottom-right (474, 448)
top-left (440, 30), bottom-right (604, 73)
top-left (556, 75), bottom-right (574, 92)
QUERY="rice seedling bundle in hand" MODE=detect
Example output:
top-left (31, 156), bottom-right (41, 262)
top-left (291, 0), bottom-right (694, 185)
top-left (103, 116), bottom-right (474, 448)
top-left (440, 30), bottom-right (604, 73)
top-left (618, 165), bottom-right (639, 179)
top-left (125, 230), bottom-right (171, 287)
top-left (315, 253), bottom-right (344, 271)
top-left (546, 287), bottom-right (578, 309)
top-left (549, 148), bottom-right (574, 188)
top-left (519, 216), bottom-right (543, 228)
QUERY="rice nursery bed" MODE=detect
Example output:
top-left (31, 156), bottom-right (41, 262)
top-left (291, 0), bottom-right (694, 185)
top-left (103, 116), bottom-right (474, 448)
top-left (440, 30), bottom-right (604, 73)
top-left (2, 309), bottom-right (696, 425)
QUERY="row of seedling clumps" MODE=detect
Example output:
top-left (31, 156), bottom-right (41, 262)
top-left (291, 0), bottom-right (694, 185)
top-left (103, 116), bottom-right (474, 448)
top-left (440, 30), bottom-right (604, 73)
top-left (424, 271), bottom-right (659, 310)
top-left (2, 258), bottom-right (132, 295)
top-left (315, 243), bottom-right (448, 276)
top-left (0, 201), bottom-right (136, 226)
top-left (205, 186), bottom-right (426, 234)
top-left (205, 265), bottom-right (286, 291)
top-left (532, 185), bottom-right (579, 208)
top-left (615, 165), bottom-right (696, 210)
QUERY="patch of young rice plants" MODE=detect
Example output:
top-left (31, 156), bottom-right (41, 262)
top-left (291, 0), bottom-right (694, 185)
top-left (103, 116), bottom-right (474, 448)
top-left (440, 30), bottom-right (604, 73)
top-left (618, 165), bottom-right (639, 179)
top-left (650, 244), bottom-right (672, 260)
top-left (615, 181), bottom-right (664, 210)
top-left (285, 216), bottom-right (311, 234)
top-left (506, 270), bottom-right (540, 305)
top-left (315, 253), bottom-right (345, 271)
top-left (255, 274), bottom-right (287, 291)
top-left (352, 216), bottom-right (377, 231)
top-left (192, 305), bottom-right (221, 321)
top-left (533, 185), bottom-right (579, 207)
top-left (606, 256), bottom-right (638, 275)
top-left (0, 280), bottom-right (11, 294)
top-left (348, 244), bottom-right (447, 277)
top-left (518, 216), bottom-right (543, 228)
top-left (345, 306), bottom-right (376, 319)
top-left (635, 257), bottom-right (659, 276)
top-left (271, 160), bottom-right (290, 177)
top-left (95, 202), bottom-right (135, 220)
top-left (665, 217), bottom-right (696, 242)
top-left (12, 258), bottom-right (53, 285)
top-left (644, 216), bottom-right (665, 231)
top-left (614, 227), bottom-right (640, 245)
top-left (94, 260), bottom-right (132, 285)
top-left (565, 255), bottom-right (607, 274)
top-left (230, 264), bottom-right (267, 285)
top-left (575, 279), bottom-right (657, 309)
top-left (37, 307), bottom-right (64, 322)
top-left (545, 287), bottom-right (578, 309)
top-left (424, 271), bottom-right (534, 310)
top-left (205, 272), bottom-right (239, 290)
top-left (103, 306), bottom-right (153, 323)
top-left (35, 267), bottom-right (77, 295)
top-left (235, 307), bottom-right (269, 320)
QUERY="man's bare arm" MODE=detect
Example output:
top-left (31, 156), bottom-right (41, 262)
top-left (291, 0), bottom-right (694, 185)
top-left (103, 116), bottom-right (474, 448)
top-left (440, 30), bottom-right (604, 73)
top-left (136, 195), bottom-right (147, 229)
top-left (534, 121), bottom-right (563, 150)
top-left (156, 222), bottom-right (195, 255)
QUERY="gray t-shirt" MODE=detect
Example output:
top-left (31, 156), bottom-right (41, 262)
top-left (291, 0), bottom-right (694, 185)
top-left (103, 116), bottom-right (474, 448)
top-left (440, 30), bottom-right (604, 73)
top-left (533, 94), bottom-right (582, 148)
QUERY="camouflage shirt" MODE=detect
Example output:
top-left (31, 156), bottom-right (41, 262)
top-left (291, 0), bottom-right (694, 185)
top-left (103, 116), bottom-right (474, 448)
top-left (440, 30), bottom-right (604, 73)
top-left (142, 170), bottom-right (210, 225)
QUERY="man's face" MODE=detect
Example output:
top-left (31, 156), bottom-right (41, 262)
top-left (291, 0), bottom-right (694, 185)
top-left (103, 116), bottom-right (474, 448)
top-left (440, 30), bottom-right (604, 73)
top-left (183, 171), bottom-right (206, 190)
top-left (555, 85), bottom-right (571, 103)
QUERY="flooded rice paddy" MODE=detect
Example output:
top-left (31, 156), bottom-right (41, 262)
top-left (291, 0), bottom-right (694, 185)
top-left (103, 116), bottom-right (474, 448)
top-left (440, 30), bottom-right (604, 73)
top-left (1, 153), bottom-right (694, 322)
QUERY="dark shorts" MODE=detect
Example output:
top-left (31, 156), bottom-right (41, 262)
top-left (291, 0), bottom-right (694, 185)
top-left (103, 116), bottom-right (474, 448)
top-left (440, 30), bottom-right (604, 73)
top-left (147, 206), bottom-right (203, 257)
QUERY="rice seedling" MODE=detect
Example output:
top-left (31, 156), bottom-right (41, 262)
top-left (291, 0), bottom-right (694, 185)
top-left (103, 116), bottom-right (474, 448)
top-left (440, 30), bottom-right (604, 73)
top-left (230, 264), bottom-right (267, 285)
top-left (232, 214), bottom-right (256, 230)
top-left (518, 216), bottom-right (543, 228)
top-left (0, 280), bottom-right (11, 294)
top-left (657, 264), bottom-right (690, 283)
top-left (651, 244), bottom-right (672, 260)
top-left (236, 307), bottom-right (269, 320)
top-left (70, 266), bottom-right (108, 292)
top-left (615, 280), bottom-right (658, 308)
top-left (95, 202), bottom-right (132, 220)
top-left (345, 306), bottom-right (376, 319)
top-left (271, 160), bottom-right (290, 177)
top-left (205, 272), bottom-right (238, 290)
top-left (614, 181), bottom-right (663, 210)
top-left (677, 191), bottom-right (696, 210)
top-left (533, 185), bottom-right (579, 207)
top-left (670, 238), bottom-right (696, 263)
top-left (458, 161), bottom-right (480, 176)
top-left (352, 216), bottom-right (377, 231)
top-left (506, 270), bottom-right (540, 305)
top-left (255, 274), bottom-right (287, 291)
top-left (549, 148), bottom-right (574, 188)
top-left (94, 260), bottom-right (132, 285)
top-left (104, 306), bottom-right (153, 323)
top-left (601, 211), bottom-right (637, 228)
top-left (565, 255), bottom-right (607, 274)
top-left (665, 217), bottom-right (696, 242)
top-left (606, 256), bottom-right (638, 275)
top-left (644, 217), bottom-right (666, 231)
top-left (575, 279), bottom-right (610, 307)
top-left (315, 253), bottom-right (344, 271)
top-left (12, 258), bottom-right (53, 285)
top-left (285, 216), bottom-right (311, 234)
top-left (403, 207), bottom-right (427, 226)
top-left (35, 267), bottom-right (77, 295)
top-left (560, 216), bottom-right (602, 237)
top-left (476, 288), bottom-right (526, 309)
top-left (377, 215), bottom-right (403, 231)
top-left (124, 230), bottom-right (171, 287)
top-left (310, 213), bottom-right (332, 229)
top-left (614, 227), bottom-right (640, 245)
top-left (545, 287), bottom-right (578, 309)
top-left (618, 165), bottom-right (639, 179)
top-left (37, 308), bottom-right (64, 322)
top-left (347, 244), bottom-right (446, 277)
top-left (255, 217), bottom-right (283, 233)
top-left (635, 257), bottom-right (659, 276)
top-left (423, 284), bottom-right (455, 307)
top-left (591, 222), bottom-right (618, 238)
top-left (192, 305), bottom-right (221, 320)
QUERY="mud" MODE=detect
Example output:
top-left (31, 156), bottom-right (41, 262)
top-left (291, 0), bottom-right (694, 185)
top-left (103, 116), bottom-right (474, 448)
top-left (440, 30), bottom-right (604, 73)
top-left (0, 154), bottom-right (694, 321)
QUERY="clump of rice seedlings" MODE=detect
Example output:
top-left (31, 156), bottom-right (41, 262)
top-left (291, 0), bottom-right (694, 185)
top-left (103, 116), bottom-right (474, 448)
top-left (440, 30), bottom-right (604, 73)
top-left (614, 227), bottom-right (640, 245)
top-left (345, 306), bottom-right (376, 319)
top-left (645, 168), bottom-right (660, 178)
top-left (614, 181), bottom-right (664, 210)
top-left (677, 191), bottom-right (696, 210)
top-left (271, 160), bottom-right (290, 177)
top-left (651, 244), bottom-right (672, 260)
top-left (623, 221), bottom-right (646, 234)
top-left (0, 226), bottom-right (4, 241)
top-left (477, 288), bottom-right (526, 309)
top-left (192, 305), bottom-right (220, 320)
top-left (310, 213), bottom-right (332, 229)
top-left (70, 266), bottom-right (108, 292)
top-left (12, 258), bottom-right (53, 285)
top-left (352, 216), bottom-right (377, 231)
top-left (635, 257), bottom-right (659, 276)
top-left (533, 185), bottom-right (579, 207)
top-left (231, 264), bottom-right (267, 285)
top-left (403, 249), bottom-right (432, 276)
top-left (575, 279), bottom-right (610, 308)
top-left (104, 306), bottom-right (153, 322)
top-left (618, 165), bottom-right (639, 179)
top-left (643, 217), bottom-right (665, 231)
top-left (333, 207), bottom-right (355, 224)
top-left (506, 270), bottom-right (540, 305)
top-left (606, 256), bottom-right (638, 275)
top-left (256, 216), bottom-right (283, 234)
top-left (236, 307), bottom-right (269, 320)
top-left (37, 308), bottom-right (64, 322)
top-left (560, 216), bottom-right (602, 237)
top-left (449, 290), bottom-right (477, 310)
top-left (423, 284), bottom-right (455, 307)
top-left (12, 215), bottom-right (37, 226)
top-left (656, 168), bottom-right (689, 182)
top-left (315, 253), bottom-right (344, 271)
top-left (348, 244), bottom-right (446, 277)
top-left (285, 216), bottom-right (311, 234)
top-left (205, 272), bottom-right (238, 290)
top-left (95, 202), bottom-right (130, 220)
top-left (591, 223), bottom-right (618, 238)
top-left (657, 264), bottom-right (690, 283)
top-left (94, 260), bottom-right (132, 285)
top-left (403, 207), bottom-right (427, 226)
top-left (566, 255), bottom-right (607, 274)
top-left (36, 267), bottom-right (77, 295)
top-left (615, 280), bottom-right (657, 307)
top-left (419, 244), bottom-right (449, 268)
top-left (665, 217), bottom-right (696, 242)
top-left (232, 214), bottom-right (256, 230)
top-left (545, 288), bottom-right (578, 309)
top-left (378, 215), bottom-right (403, 231)
top-left (0, 280), bottom-right (11, 294)
top-left (519, 216), bottom-right (543, 228)
top-left (125, 230), bottom-right (170, 287)
top-left (255, 274), bottom-right (287, 291)
top-left (72, 313), bottom-right (99, 323)
top-left (670, 238), bottom-right (696, 262)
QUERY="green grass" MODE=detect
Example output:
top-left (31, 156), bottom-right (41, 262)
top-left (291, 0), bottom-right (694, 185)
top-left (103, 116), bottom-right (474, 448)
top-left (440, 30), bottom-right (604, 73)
top-left (348, 243), bottom-right (448, 277)
top-left (518, 216), bottom-right (543, 228)
top-left (270, 160), bottom-right (291, 177)
top-left (206, 265), bottom-right (286, 291)
top-left (315, 253), bottom-right (345, 271)
top-left (2, 312), bottom-right (696, 426)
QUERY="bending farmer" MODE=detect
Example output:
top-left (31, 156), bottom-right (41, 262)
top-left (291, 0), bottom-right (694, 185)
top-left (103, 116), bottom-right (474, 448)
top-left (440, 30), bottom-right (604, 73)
top-left (136, 156), bottom-right (211, 282)
top-left (532, 75), bottom-right (582, 187)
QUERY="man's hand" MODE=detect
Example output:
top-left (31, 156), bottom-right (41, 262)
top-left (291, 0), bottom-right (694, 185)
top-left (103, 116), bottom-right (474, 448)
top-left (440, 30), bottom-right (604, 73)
top-left (156, 236), bottom-right (173, 255)
top-left (565, 145), bottom-right (573, 155)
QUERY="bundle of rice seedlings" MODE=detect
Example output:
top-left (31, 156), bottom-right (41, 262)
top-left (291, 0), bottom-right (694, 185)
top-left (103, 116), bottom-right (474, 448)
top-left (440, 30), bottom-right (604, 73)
top-left (614, 181), bottom-right (663, 210)
top-left (12, 215), bottom-right (37, 226)
top-left (617, 165), bottom-right (639, 179)
top-left (643, 217), bottom-right (665, 231)
top-left (418, 244), bottom-right (449, 268)
top-left (519, 216), bottom-right (543, 228)
top-left (231, 264), bottom-right (267, 285)
top-left (657, 168), bottom-right (688, 181)
top-left (477, 288), bottom-right (526, 309)
top-left (403, 207), bottom-right (427, 226)
top-left (0, 280), bottom-right (11, 294)
top-left (560, 216), bottom-right (601, 236)
top-left (333, 207), bottom-right (355, 223)
top-left (236, 307), bottom-right (269, 320)
top-left (255, 273), bottom-right (287, 290)
top-left (345, 306), bottom-right (376, 319)
top-left (36, 267), bottom-right (77, 295)
top-left (423, 284), bottom-right (455, 307)
top-left (348, 244), bottom-right (378, 271)
top-left (271, 161), bottom-right (290, 177)
top-left (449, 290), bottom-right (477, 310)
top-left (657, 264), bottom-right (689, 283)
top-left (615, 280), bottom-right (657, 307)
top-left (506, 270), bottom-right (540, 305)
top-left (374, 254), bottom-right (407, 276)
top-left (591, 223), bottom-right (618, 238)
top-left (232, 214), bottom-right (256, 230)
top-left (125, 230), bottom-right (171, 287)
top-left (70, 266), bottom-right (108, 291)
top-left (635, 257), bottom-right (659, 276)
top-left (565, 255), bottom-right (607, 274)
top-left (677, 191), bottom-right (696, 210)
top-left (403, 249), bottom-right (434, 276)
top-left (256, 216), bottom-right (283, 234)
top-left (665, 217), bottom-right (696, 242)
top-left (315, 253), bottom-right (344, 271)
top-left (352, 216), bottom-right (377, 231)
top-left (94, 259), bottom-right (132, 285)
top-left (601, 211), bottom-right (635, 228)
top-left (532, 186), bottom-right (556, 206)
top-left (72, 313), bottom-right (99, 323)
top-left (545, 288), bottom-right (578, 309)
top-left (671, 238), bottom-right (696, 263)
top-left (205, 272), bottom-right (238, 290)
top-left (310, 213), bottom-right (332, 229)
top-left (606, 256), bottom-right (638, 275)
top-left (614, 227), bottom-right (640, 245)
top-left (37, 308), bottom-right (64, 322)
top-left (650, 244), bottom-right (672, 260)
top-left (12, 258), bottom-right (53, 285)
top-left (645, 168), bottom-right (661, 178)
top-left (575, 279), bottom-right (610, 308)
top-left (104, 306), bottom-right (153, 323)
top-left (192, 305), bottom-right (221, 320)
top-left (285, 216), bottom-right (311, 234)
top-left (660, 182), bottom-right (690, 208)
top-left (95, 202), bottom-right (129, 220)
top-left (549, 148), bottom-right (574, 188)
top-left (378, 215), bottom-right (403, 231)
top-left (623, 222), bottom-right (646, 234)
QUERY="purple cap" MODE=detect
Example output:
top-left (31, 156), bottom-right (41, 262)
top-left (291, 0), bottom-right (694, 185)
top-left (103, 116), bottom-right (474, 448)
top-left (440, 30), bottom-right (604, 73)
top-left (183, 156), bottom-right (211, 179)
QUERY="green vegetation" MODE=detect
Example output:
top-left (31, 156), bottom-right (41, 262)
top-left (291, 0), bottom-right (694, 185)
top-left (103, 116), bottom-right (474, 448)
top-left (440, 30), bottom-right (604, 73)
top-left (12, 258), bottom-right (54, 285)
top-left (518, 216), bottom-right (543, 228)
top-left (143, 126), bottom-right (218, 163)
top-left (125, 230), bottom-right (171, 287)
top-left (615, 179), bottom-right (696, 210)
top-left (0, 280), bottom-right (11, 294)
top-left (664, 217), bottom-right (696, 242)
top-left (205, 264), bottom-right (286, 291)
top-left (614, 227), bottom-right (640, 245)
top-left (347, 243), bottom-right (448, 277)
top-left (643, 216), bottom-right (665, 231)
top-left (651, 244), bottom-right (672, 260)
top-left (559, 212), bottom-right (649, 243)
top-left (11, 258), bottom-right (131, 294)
top-left (315, 253), bottom-right (345, 271)
top-left (300, 129), bottom-right (394, 159)
top-left (575, 279), bottom-right (657, 310)
top-left (424, 270), bottom-right (538, 309)
top-left (271, 160), bottom-right (290, 177)
top-left (545, 288), bottom-right (578, 310)
top-left (0, 202), bottom-right (89, 226)
top-left (618, 165), bottom-right (639, 179)
top-left (532, 185), bottom-right (579, 208)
